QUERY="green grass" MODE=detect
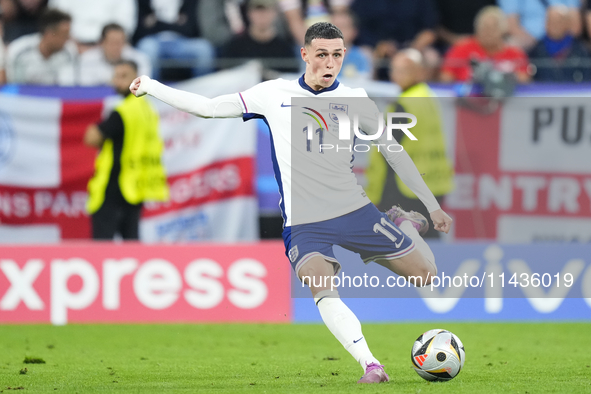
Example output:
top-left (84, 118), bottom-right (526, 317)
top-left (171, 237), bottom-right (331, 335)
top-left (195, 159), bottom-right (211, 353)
top-left (0, 323), bottom-right (590, 393)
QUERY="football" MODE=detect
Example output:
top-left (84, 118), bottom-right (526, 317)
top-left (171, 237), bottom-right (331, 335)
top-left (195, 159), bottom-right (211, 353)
top-left (411, 329), bottom-right (465, 381)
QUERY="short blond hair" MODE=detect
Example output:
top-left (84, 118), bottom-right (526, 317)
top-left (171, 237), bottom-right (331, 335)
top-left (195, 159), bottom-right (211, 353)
top-left (474, 6), bottom-right (508, 34)
top-left (398, 48), bottom-right (424, 67)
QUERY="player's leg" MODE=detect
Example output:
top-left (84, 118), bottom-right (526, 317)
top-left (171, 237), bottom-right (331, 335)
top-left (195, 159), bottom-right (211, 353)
top-left (298, 256), bottom-right (389, 383)
top-left (375, 207), bottom-right (436, 287)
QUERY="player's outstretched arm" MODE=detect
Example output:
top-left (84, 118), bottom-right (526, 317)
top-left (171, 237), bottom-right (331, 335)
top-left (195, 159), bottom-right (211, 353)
top-left (129, 75), bottom-right (243, 119)
top-left (379, 143), bottom-right (453, 233)
top-left (430, 209), bottom-right (453, 234)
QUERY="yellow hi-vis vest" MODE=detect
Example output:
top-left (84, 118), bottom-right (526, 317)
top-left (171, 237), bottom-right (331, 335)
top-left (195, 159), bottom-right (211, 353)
top-left (86, 95), bottom-right (169, 214)
top-left (366, 83), bottom-right (453, 204)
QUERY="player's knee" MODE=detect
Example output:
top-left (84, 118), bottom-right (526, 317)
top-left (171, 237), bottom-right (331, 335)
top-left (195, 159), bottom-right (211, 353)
top-left (409, 264), bottom-right (436, 287)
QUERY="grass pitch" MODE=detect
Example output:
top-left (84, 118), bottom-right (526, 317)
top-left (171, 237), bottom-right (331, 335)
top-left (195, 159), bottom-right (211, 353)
top-left (0, 322), bottom-right (589, 393)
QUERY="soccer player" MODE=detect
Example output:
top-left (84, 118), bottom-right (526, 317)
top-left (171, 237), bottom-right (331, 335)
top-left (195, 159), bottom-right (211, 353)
top-left (129, 22), bottom-right (452, 384)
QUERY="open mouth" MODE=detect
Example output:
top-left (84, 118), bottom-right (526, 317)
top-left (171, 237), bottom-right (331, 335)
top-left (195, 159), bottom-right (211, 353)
top-left (322, 73), bottom-right (333, 82)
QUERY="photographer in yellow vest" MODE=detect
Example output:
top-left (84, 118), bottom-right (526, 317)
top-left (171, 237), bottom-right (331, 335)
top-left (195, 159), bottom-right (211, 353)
top-left (84, 60), bottom-right (169, 240)
top-left (366, 49), bottom-right (453, 238)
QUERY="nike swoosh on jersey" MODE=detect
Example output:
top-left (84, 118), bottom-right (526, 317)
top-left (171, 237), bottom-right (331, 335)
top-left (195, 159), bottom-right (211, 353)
top-left (281, 102), bottom-right (295, 107)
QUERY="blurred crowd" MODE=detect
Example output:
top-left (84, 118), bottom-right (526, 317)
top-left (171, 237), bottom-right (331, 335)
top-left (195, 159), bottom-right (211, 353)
top-left (1, 0), bottom-right (591, 87)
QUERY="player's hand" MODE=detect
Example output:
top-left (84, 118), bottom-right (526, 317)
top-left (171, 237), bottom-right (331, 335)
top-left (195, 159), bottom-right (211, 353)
top-left (129, 75), bottom-right (151, 97)
top-left (430, 209), bottom-right (453, 234)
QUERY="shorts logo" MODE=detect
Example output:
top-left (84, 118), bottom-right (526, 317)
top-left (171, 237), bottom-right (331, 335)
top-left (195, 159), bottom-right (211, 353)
top-left (329, 103), bottom-right (348, 124)
top-left (288, 245), bottom-right (299, 263)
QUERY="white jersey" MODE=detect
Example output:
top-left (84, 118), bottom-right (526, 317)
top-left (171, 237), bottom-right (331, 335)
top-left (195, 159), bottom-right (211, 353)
top-left (239, 76), bottom-right (381, 227)
top-left (143, 73), bottom-right (441, 228)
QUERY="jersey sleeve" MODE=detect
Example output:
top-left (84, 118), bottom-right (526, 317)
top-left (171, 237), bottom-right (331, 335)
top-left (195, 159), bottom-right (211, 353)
top-left (353, 94), bottom-right (383, 138)
top-left (366, 98), bottom-right (441, 213)
top-left (238, 80), bottom-right (273, 116)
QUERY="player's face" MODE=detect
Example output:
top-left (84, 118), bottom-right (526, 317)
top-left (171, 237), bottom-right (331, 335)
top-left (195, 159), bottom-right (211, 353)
top-left (112, 64), bottom-right (137, 96)
top-left (301, 38), bottom-right (345, 91)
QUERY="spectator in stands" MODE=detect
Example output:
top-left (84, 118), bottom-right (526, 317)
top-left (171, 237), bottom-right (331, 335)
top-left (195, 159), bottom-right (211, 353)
top-left (584, 1), bottom-right (591, 49)
top-left (198, 0), bottom-right (244, 49)
top-left (5, 8), bottom-right (77, 85)
top-left (331, 10), bottom-right (371, 79)
top-left (440, 6), bottom-right (530, 83)
top-left (366, 49), bottom-right (453, 238)
top-left (529, 5), bottom-right (590, 82)
top-left (222, 0), bottom-right (297, 73)
top-left (350, 0), bottom-right (438, 80)
top-left (0, 41), bottom-right (5, 84)
top-left (48, 0), bottom-right (136, 52)
top-left (79, 24), bottom-right (151, 86)
top-left (134, 0), bottom-right (215, 80)
top-left (0, 0), bottom-right (47, 44)
top-left (436, 0), bottom-right (496, 49)
top-left (498, 0), bottom-right (582, 50)
top-left (84, 60), bottom-right (169, 240)
top-left (280, 0), bottom-right (349, 46)
top-left (0, 19), bottom-right (3, 83)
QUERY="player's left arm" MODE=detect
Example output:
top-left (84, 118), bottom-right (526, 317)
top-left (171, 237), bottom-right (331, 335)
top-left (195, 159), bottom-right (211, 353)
top-left (130, 75), bottom-right (244, 118)
top-left (379, 142), bottom-right (452, 233)
top-left (358, 100), bottom-right (452, 233)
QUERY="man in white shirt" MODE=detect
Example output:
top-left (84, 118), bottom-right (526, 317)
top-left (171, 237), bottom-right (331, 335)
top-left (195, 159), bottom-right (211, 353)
top-left (48, 0), bottom-right (136, 49)
top-left (130, 22), bottom-right (452, 384)
top-left (79, 23), bottom-right (151, 86)
top-left (6, 8), bottom-right (77, 85)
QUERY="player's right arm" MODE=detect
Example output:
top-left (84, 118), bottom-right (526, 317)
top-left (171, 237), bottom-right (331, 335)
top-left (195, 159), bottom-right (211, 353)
top-left (129, 75), bottom-right (244, 118)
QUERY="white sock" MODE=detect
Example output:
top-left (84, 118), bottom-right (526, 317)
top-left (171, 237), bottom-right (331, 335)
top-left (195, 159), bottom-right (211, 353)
top-left (314, 289), bottom-right (379, 371)
top-left (400, 221), bottom-right (437, 275)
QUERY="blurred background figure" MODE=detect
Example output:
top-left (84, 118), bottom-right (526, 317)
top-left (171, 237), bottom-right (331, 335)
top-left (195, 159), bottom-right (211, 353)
top-left (134, 0), bottom-right (215, 80)
top-left (0, 0), bottom-right (47, 44)
top-left (79, 23), bottom-right (151, 86)
top-left (435, 0), bottom-right (495, 50)
top-left (350, 0), bottom-right (438, 81)
top-left (529, 5), bottom-right (590, 82)
top-left (586, 0), bottom-right (591, 42)
top-left (498, 0), bottom-right (582, 51)
top-left (84, 60), bottom-right (169, 240)
top-left (5, 8), bottom-right (77, 85)
top-left (280, 0), bottom-right (348, 46)
top-left (0, 47), bottom-right (5, 84)
top-left (331, 9), bottom-right (372, 79)
top-left (440, 6), bottom-right (530, 83)
top-left (48, 0), bottom-right (136, 52)
top-left (222, 0), bottom-right (297, 74)
top-left (198, 0), bottom-right (244, 50)
top-left (366, 49), bottom-right (453, 239)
